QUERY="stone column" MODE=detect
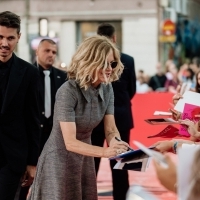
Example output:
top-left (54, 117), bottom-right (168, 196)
top-left (122, 17), bottom-right (158, 75)
top-left (59, 21), bottom-right (76, 66)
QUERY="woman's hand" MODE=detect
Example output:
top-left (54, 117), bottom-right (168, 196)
top-left (153, 140), bottom-right (174, 153)
top-left (172, 92), bottom-right (182, 105)
top-left (102, 146), bottom-right (127, 158)
top-left (179, 119), bottom-right (200, 140)
top-left (103, 137), bottom-right (129, 158)
top-left (109, 136), bottom-right (129, 148)
top-left (153, 154), bottom-right (177, 193)
top-left (169, 108), bottom-right (182, 121)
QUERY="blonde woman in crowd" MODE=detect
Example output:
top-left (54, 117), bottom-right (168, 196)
top-left (28, 36), bottom-right (130, 200)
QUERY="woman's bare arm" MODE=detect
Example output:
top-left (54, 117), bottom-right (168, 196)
top-left (60, 121), bottom-right (127, 158)
top-left (104, 115), bottom-right (121, 145)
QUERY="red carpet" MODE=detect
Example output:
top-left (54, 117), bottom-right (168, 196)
top-left (130, 92), bottom-right (183, 147)
top-left (97, 92), bottom-right (180, 200)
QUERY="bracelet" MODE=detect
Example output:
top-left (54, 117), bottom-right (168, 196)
top-left (173, 141), bottom-right (178, 154)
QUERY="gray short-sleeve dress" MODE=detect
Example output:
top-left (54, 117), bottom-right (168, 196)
top-left (29, 79), bottom-right (114, 200)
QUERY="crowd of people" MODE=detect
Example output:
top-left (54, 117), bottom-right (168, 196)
top-left (0, 10), bottom-right (200, 200)
top-left (152, 88), bottom-right (200, 199)
top-left (136, 57), bottom-right (200, 94)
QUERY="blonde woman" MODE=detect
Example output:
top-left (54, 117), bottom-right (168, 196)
top-left (28, 36), bottom-right (130, 200)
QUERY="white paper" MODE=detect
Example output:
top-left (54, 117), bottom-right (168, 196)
top-left (174, 91), bottom-right (200, 112)
top-left (141, 158), bottom-right (150, 172)
top-left (113, 160), bottom-right (125, 169)
top-left (178, 146), bottom-right (200, 200)
top-left (154, 111), bottom-right (172, 116)
top-left (113, 157), bottom-right (150, 172)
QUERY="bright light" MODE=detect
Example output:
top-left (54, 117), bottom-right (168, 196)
top-left (61, 63), bottom-right (66, 68)
top-left (39, 19), bottom-right (48, 36)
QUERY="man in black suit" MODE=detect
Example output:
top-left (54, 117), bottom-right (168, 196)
top-left (18, 39), bottom-right (66, 200)
top-left (35, 39), bottom-right (66, 151)
top-left (91, 23), bottom-right (136, 200)
top-left (0, 11), bottom-right (40, 200)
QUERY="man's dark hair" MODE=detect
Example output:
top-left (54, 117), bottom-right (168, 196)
top-left (0, 11), bottom-right (21, 34)
top-left (39, 38), bottom-right (57, 45)
top-left (97, 23), bottom-right (115, 38)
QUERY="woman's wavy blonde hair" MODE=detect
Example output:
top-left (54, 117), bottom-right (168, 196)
top-left (67, 35), bottom-right (124, 90)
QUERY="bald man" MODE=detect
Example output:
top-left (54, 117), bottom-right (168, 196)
top-left (18, 39), bottom-right (66, 200)
top-left (35, 39), bottom-right (67, 151)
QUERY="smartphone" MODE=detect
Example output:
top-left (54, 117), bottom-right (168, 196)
top-left (145, 118), bottom-right (179, 125)
top-left (133, 141), bottom-right (168, 168)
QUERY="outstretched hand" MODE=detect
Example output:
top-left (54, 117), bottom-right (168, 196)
top-left (153, 140), bottom-right (174, 153)
top-left (179, 119), bottom-right (200, 140)
top-left (169, 108), bottom-right (182, 121)
top-left (172, 89), bottom-right (183, 106)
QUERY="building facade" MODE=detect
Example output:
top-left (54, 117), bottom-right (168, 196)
top-left (0, 0), bottom-right (200, 74)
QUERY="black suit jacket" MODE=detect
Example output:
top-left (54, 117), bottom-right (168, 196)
top-left (0, 54), bottom-right (40, 173)
top-left (35, 64), bottom-right (66, 150)
top-left (93, 52), bottom-right (136, 132)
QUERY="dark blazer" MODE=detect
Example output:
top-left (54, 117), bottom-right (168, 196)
top-left (0, 54), bottom-right (40, 174)
top-left (35, 64), bottom-right (66, 151)
top-left (93, 52), bottom-right (136, 132)
top-left (112, 53), bottom-right (136, 131)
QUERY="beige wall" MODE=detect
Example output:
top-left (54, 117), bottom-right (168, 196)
top-left (0, 0), bottom-right (159, 74)
top-left (122, 17), bottom-right (158, 75)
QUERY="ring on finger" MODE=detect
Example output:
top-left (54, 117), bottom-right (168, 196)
top-left (116, 149), bottom-right (121, 154)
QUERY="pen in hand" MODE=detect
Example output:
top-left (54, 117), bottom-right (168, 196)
top-left (115, 137), bottom-right (134, 151)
